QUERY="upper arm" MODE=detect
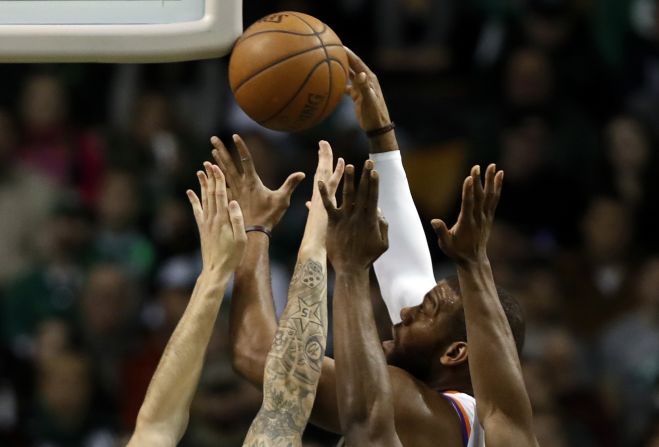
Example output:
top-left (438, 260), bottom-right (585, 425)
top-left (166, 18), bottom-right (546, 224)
top-left (483, 412), bottom-right (539, 447)
top-left (345, 425), bottom-right (403, 447)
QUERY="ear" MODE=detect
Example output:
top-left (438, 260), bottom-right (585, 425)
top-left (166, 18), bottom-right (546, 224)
top-left (439, 341), bottom-right (468, 366)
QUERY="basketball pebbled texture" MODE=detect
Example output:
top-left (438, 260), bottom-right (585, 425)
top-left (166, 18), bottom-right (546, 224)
top-left (229, 12), bottom-right (349, 132)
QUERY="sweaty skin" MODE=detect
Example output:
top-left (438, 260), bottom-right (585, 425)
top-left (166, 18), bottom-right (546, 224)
top-left (232, 50), bottom-right (537, 446)
top-left (432, 165), bottom-right (539, 447)
top-left (216, 138), bottom-right (344, 447)
top-left (320, 161), bottom-right (403, 447)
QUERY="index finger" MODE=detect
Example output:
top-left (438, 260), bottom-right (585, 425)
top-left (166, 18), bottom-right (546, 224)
top-left (318, 181), bottom-right (339, 221)
top-left (211, 136), bottom-right (241, 186)
top-left (344, 46), bottom-right (372, 77)
top-left (366, 169), bottom-right (380, 215)
top-left (355, 159), bottom-right (374, 211)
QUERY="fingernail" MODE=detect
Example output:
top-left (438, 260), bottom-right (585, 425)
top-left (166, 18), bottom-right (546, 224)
top-left (475, 165), bottom-right (480, 175)
top-left (229, 200), bottom-right (238, 209)
top-left (232, 134), bottom-right (239, 141)
top-left (210, 136), bottom-right (219, 144)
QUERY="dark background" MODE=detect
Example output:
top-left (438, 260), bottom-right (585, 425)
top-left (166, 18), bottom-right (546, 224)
top-left (1, 0), bottom-right (658, 446)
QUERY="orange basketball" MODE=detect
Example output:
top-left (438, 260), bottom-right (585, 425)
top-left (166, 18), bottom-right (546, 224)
top-left (229, 12), bottom-right (349, 132)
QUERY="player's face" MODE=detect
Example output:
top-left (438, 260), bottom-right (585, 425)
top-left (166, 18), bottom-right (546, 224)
top-left (383, 280), bottom-right (462, 378)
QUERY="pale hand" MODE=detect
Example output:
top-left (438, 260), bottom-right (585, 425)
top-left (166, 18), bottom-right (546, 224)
top-left (308, 140), bottom-right (345, 213)
top-left (431, 164), bottom-right (504, 265)
top-left (186, 162), bottom-right (247, 273)
top-left (211, 134), bottom-right (305, 231)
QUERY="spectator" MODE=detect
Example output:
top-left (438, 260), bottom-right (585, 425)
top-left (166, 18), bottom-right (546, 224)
top-left (29, 350), bottom-right (116, 446)
top-left (17, 73), bottom-right (106, 205)
top-left (2, 196), bottom-right (93, 356)
top-left (94, 170), bottom-right (155, 279)
top-left (0, 109), bottom-right (58, 286)
top-left (600, 257), bottom-right (659, 445)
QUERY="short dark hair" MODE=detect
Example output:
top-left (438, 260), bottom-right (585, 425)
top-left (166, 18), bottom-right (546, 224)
top-left (444, 276), bottom-right (526, 354)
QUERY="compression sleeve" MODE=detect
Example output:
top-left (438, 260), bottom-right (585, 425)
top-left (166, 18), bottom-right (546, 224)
top-left (370, 151), bottom-right (437, 323)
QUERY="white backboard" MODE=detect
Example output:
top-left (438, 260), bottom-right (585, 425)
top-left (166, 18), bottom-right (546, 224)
top-left (0, 0), bottom-right (242, 62)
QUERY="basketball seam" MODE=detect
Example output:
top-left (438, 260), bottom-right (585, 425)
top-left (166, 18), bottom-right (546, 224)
top-left (236, 26), bottom-right (328, 44)
top-left (258, 59), bottom-right (328, 127)
top-left (232, 44), bottom-right (344, 93)
top-left (287, 13), bottom-right (333, 126)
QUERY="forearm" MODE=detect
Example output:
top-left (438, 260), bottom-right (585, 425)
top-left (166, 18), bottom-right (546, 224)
top-left (456, 259), bottom-right (532, 426)
top-left (230, 233), bottom-right (278, 386)
top-left (130, 271), bottom-right (229, 445)
top-left (245, 249), bottom-right (328, 444)
top-left (369, 150), bottom-right (436, 323)
top-left (333, 269), bottom-right (399, 444)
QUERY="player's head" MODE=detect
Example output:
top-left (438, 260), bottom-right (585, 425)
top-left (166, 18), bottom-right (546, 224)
top-left (383, 276), bottom-right (525, 382)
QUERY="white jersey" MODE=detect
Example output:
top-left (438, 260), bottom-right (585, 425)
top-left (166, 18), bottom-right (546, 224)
top-left (442, 391), bottom-right (485, 447)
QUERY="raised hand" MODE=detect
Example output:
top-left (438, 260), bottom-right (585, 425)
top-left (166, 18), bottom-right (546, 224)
top-left (344, 47), bottom-right (392, 132)
top-left (309, 140), bottom-right (345, 211)
top-left (431, 164), bottom-right (504, 265)
top-left (210, 134), bottom-right (305, 231)
top-left (186, 162), bottom-right (247, 272)
top-left (319, 160), bottom-right (389, 270)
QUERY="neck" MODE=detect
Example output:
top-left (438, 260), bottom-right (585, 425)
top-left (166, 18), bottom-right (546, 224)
top-left (426, 363), bottom-right (473, 396)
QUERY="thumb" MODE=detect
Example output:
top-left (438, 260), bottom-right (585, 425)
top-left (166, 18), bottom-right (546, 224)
top-left (279, 172), bottom-right (306, 198)
top-left (431, 219), bottom-right (451, 249)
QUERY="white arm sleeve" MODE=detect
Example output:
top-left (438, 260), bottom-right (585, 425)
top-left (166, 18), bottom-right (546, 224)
top-left (370, 151), bottom-right (437, 324)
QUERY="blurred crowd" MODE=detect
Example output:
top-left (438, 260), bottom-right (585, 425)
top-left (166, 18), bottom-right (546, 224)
top-left (1, 0), bottom-right (658, 446)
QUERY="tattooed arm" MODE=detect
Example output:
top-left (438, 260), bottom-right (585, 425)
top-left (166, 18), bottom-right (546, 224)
top-left (242, 142), bottom-right (343, 447)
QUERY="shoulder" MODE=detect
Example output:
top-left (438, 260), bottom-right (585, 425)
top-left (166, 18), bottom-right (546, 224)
top-left (387, 366), bottom-right (465, 447)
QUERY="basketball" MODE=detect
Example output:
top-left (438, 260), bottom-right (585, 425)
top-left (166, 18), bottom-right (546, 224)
top-left (228, 12), bottom-right (349, 132)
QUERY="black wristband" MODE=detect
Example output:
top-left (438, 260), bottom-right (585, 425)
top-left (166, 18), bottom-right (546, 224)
top-left (366, 122), bottom-right (395, 138)
top-left (245, 225), bottom-right (272, 239)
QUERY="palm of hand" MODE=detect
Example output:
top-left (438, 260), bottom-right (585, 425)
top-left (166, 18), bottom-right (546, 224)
top-left (211, 134), bottom-right (305, 231)
top-left (432, 164), bottom-right (503, 265)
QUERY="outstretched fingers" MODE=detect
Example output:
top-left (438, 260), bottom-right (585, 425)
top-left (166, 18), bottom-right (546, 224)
top-left (342, 164), bottom-right (356, 212)
top-left (186, 189), bottom-right (202, 225)
top-left (345, 47), bottom-right (370, 77)
top-left (431, 219), bottom-right (451, 252)
top-left (328, 157), bottom-right (345, 192)
top-left (197, 170), bottom-right (208, 217)
top-left (355, 160), bottom-right (374, 210)
top-left (318, 181), bottom-right (339, 221)
top-left (278, 172), bottom-right (306, 199)
top-left (228, 200), bottom-right (247, 244)
top-left (471, 165), bottom-right (484, 221)
top-left (203, 162), bottom-right (217, 217)
top-left (457, 176), bottom-right (475, 226)
top-left (489, 170), bottom-right (504, 215)
top-left (483, 163), bottom-right (499, 216)
top-left (211, 164), bottom-right (228, 215)
top-left (211, 136), bottom-right (240, 186)
top-left (233, 134), bottom-right (258, 180)
top-left (366, 169), bottom-right (380, 215)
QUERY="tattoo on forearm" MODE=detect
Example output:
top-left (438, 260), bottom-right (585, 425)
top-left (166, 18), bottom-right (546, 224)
top-left (243, 259), bottom-right (328, 447)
